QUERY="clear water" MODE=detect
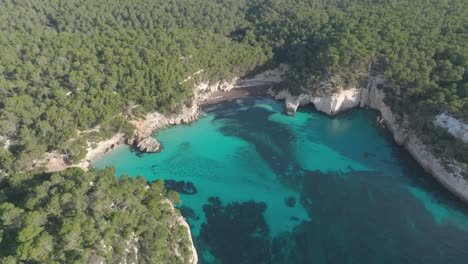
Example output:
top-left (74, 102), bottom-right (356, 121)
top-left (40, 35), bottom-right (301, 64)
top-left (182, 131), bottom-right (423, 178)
top-left (93, 98), bottom-right (468, 264)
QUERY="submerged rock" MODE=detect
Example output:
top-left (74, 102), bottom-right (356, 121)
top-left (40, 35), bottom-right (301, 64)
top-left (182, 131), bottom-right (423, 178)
top-left (179, 206), bottom-right (200, 221)
top-left (136, 137), bottom-right (161, 153)
top-left (165, 180), bottom-right (198, 195)
top-left (284, 196), bottom-right (296, 208)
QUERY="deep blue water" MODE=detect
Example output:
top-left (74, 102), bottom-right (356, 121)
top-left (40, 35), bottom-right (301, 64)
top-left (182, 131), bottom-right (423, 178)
top-left (94, 98), bottom-right (468, 263)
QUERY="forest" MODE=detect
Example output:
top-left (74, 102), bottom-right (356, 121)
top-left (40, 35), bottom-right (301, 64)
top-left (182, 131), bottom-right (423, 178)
top-left (0, 0), bottom-right (467, 262)
top-left (0, 0), bottom-right (467, 171)
top-left (0, 167), bottom-right (191, 263)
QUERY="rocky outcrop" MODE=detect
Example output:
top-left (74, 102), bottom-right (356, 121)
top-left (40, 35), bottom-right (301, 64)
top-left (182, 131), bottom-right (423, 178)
top-left (135, 137), bottom-right (161, 153)
top-left (360, 77), bottom-right (409, 145)
top-left (47, 65), bottom-right (288, 168)
top-left (132, 104), bottom-right (200, 141)
top-left (131, 79), bottom-right (239, 141)
top-left (433, 113), bottom-right (468, 143)
top-left (404, 135), bottom-right (468, 203)
top-left (363, 79), bottom-right (468, 203)
top-left (311, 88), bottom-right (362, 115)
top-left (122, 232), bottom-right (139, 264)
top-left (271, 88), bottom-right (362, 116)
top-left (0, 135), bottom-right (11, 150)
top-left (272, 75), bottom-right (468, 203)
top-left (131, 66), bottom-right (287, 149)
top-left (273, 91), bottom-right (312, 116)
top-left (269, 72), bottom-right (362, 115)
top-left (162, 199), bottom-right (198, 264)
top-left (176, 215), bottom-right (198, 264)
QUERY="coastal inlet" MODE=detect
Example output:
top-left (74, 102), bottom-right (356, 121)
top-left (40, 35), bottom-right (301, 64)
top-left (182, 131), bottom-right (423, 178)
top-left (93, 98), bottom-right (468, 264)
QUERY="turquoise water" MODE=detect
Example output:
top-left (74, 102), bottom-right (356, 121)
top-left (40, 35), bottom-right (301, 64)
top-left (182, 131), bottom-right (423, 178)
top-left (94, 98), bottom-right (468, 263)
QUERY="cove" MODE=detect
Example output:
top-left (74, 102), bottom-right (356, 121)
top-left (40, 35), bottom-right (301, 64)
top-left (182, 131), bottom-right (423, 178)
top-left (93, 98), bottom-right (468, 264)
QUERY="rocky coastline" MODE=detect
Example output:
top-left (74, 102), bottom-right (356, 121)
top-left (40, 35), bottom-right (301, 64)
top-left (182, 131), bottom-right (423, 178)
top-left (269, 76), bottom-right (468, 204)
top-left (45, 65), bottom-right (467, 263)
top-left (45, 65), bottom-right (289, 173)
top-left (45, 80), bottom-right (237, 172)
top-left (43, 66), bottom-right (288, 264)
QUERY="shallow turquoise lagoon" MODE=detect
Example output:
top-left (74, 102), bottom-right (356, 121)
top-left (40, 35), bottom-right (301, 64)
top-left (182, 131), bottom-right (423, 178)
top-left (94, 98), bottom-right (468, 264)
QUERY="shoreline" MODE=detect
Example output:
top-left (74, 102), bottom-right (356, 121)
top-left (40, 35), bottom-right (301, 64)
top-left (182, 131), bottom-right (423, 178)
top-left (42, 71), bottom-right (468, 264)
top-left (45, 133), bottom-right (126, 172)
top-left (270, 77), bottom-right (468, 205)
top-left (44, 66), bottom-right (288, 173)
top-left (45, 75), bottom-right (468, 206)
top-left (44, 86), bottom-right (273, 173)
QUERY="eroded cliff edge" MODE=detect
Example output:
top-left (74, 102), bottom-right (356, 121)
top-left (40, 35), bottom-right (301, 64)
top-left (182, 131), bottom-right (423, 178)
top-left (270, 77), bottom-right (468, 203)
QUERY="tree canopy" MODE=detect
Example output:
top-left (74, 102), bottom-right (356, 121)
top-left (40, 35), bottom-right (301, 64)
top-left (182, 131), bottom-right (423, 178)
top-left (0, 0), bottom-right (467, 261)
top-left (0, 167), bottom-right (192, 263)
top-left (0, 0), bottom-right (466, 170)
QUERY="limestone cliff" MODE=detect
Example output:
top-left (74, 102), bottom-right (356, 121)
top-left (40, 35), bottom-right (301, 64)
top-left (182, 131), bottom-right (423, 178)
top-left (131, 78), bottom-right (239, 142)
top-left (433, 113), bottom-right (468, 143)
top-left (271, 76), bottom-right (468, 203)
top-left (163, 199), bottom-right (198, 264)
top-left (117, 200), bottom-right (198, 264)
top-left (131, 66), bottom-right (287, 149)
top-left (270, 88), bottom-right (362, 115)
top-left (363, 79), bottom-right (468, 203)
top-left (175, 215), bottom-right (198, 264)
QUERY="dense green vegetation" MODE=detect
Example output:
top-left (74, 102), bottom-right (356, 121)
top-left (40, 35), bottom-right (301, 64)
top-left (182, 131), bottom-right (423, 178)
top-left (0, 167), bottom-right (191, 263)
top-left (0, 0), bottom-right (467, 261)
top-left (243, 0), bottom-right (468, 165)
top-left (0, 0), bottom-right (270, 171)
top-left (0, 0), bottom-right (466, 170)
top-left (247, 0), bottom-right (467, 118)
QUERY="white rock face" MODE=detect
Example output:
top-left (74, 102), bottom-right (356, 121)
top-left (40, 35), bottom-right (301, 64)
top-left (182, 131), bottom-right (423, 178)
top-left (163, 199), bottom-right (198, 264)
top-left (122, 232), bottom-right (139, 264)
top-left (434, 113), bottom-right (468, 143)
top-left (132, 78), bottom-right (240, 140)
top-left (176, 215), bottom-right (198, 264)
top-left (270, 88), bottom-right (361, 115)
top-left (312, 88), bottom-right (362, 115)
top-left (270, 90), bottom-right (309, 115)
top-left (404, 135), bottom-right (468, 203)
top-left (363, 80), bottom-right (468, 203)
top-left (132, 104), bottom-right (200, 140)
top-left (361, 77), bottom-right (409, 145)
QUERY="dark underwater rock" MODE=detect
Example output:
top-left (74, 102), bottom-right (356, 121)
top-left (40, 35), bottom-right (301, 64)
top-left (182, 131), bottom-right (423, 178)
top-left (164, 179), bottom-right (198, 195)
top-left (285, 196), bottom-right (296, 208)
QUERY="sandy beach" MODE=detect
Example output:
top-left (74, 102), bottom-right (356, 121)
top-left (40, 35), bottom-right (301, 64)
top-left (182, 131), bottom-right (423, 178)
top-left (202, 84), bottom-right (272, 106)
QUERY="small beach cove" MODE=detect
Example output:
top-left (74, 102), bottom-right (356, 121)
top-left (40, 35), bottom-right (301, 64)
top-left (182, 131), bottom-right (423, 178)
top-left (93, 97), bottom-right (468, 264)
